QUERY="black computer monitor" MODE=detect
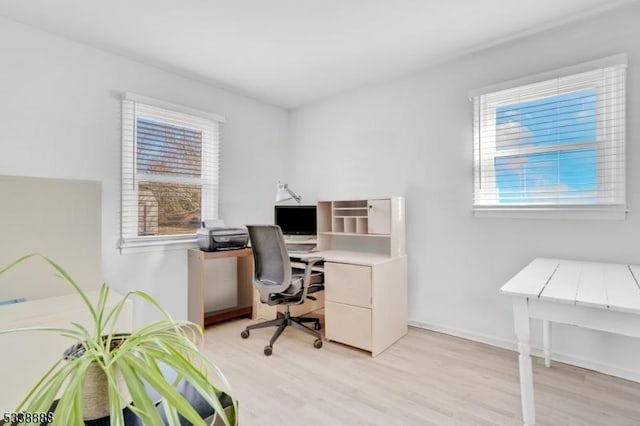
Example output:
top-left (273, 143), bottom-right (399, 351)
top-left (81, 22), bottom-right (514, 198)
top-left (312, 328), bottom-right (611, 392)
top-left (274, 205), bottom-right (317, 236)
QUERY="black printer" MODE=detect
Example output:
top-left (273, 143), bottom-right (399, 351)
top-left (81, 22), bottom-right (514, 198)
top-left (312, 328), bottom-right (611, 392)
top-left (197, 225), bottom-right (249, 252)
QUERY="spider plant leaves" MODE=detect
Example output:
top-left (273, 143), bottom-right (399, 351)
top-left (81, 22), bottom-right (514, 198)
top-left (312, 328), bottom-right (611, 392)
top-left (53, 356), bottom-right (92, 424)
top-left (139, 346), bottom-right (234, 426)
top-left (117, 359), bottom-right (167, 425)
top-left (120, 354), bottom-right (206, 426)
top-left (1, 254), bottom-right (236, 425)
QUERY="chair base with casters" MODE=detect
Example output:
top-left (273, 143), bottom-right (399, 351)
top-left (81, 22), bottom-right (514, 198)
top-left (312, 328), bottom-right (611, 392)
top-left (240, 265), bottom-right (325, 356)
top-left (241, 304), bottom-right (323, 356)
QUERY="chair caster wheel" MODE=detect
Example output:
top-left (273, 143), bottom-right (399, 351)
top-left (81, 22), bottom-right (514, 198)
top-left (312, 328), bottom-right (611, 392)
top-left (264, 345), bottom-right (273, 356)
top-left (313, 339), bottom-right (323, 349)
top-left (240, 330), bottom-right (249, 339)
top-left (314, 322), bottom-right (321, 331)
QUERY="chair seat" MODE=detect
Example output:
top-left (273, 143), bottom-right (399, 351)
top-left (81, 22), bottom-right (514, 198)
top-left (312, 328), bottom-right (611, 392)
top-left (268, 270), bottom-right (324, 304)
top-left (293, 268), bottom-right (324, 285)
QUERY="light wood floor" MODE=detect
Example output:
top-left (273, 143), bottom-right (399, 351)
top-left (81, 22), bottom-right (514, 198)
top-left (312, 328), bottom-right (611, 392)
top-left (202, 317), bottom-right (640, 425)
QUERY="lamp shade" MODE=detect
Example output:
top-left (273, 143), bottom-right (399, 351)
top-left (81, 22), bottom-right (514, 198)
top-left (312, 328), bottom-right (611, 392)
top-left (275, 182), bottom-right (301, 203)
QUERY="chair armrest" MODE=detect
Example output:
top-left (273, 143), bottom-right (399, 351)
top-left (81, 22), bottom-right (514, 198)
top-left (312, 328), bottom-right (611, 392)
top-left (298, 257), bottom-right (324, 303)
top-left (299, 256), bottom-right (324, 266)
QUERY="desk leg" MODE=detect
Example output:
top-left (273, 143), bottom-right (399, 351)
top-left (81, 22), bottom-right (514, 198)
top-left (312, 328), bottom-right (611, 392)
top-left (187, 250), bottom-right (205, 330)
top-left (513, 297), bottom-right (535, 426)
top-left (542, 319), bottom-right (551, 368)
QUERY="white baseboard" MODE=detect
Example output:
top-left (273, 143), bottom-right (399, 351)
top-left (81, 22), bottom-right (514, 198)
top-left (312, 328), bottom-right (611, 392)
top-left (408, 320), bottom-right (640, 383)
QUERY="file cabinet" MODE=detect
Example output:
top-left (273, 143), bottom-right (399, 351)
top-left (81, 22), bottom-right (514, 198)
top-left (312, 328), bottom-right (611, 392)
top-left (324, 256), bottom-right (407, 356)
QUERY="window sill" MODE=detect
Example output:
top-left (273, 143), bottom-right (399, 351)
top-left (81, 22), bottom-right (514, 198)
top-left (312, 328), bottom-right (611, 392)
top-left (119, 236), bottom-right (198, 254)
top-left (473, 206), bottom-right (627, 221)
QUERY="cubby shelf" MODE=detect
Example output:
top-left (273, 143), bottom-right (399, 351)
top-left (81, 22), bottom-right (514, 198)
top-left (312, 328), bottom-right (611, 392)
top-left (317, 197), bottom-right (405, 257)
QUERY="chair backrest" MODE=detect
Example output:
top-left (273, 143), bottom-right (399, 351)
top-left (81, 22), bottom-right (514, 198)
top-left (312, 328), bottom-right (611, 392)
top-left (246, 225), bottom-right (292, 302)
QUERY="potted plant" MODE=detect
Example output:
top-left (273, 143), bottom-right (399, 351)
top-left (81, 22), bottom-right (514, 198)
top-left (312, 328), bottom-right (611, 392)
top-left (0, 254), bottom-right (237, 425)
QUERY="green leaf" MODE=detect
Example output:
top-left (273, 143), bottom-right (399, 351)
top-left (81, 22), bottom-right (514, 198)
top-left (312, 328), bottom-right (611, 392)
top-left (23, 359), bottom-right (79, 424)
top-left (95, 283), bottom-right (110, 338)
top-left (160, 397), bottom-right (181, 425)
top-left (107, 368), bottom-right (126, 426)
top-left (139, 347), bottom-right (233, 426)
top-left (123, 354), bottom-right (207, 426)
top-left (54, 357), bottom-right (91, 425)
top-left (0, 253), bottom-right (40, 275)
top-left (116, 357), bottom-right (166, 425)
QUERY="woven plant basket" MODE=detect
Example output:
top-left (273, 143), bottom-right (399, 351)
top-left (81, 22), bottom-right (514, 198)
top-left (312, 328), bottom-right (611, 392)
top-left (64, 334), bottom-right (132, 420)
top-left (81, 362), bottom-right (131, 420)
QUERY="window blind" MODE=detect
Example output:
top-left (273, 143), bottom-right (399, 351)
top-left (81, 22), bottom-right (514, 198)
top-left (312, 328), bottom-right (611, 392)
top-left (121, 94), bottom-right (223, 249)
top-left (471, 56), bottom-right (626, 218)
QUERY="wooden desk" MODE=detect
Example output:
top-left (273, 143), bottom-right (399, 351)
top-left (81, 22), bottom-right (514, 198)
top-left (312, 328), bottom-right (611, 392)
top-left (500, 258), bottom-right (640, 426)
top-left (187, 248), bottom-right (254, 329)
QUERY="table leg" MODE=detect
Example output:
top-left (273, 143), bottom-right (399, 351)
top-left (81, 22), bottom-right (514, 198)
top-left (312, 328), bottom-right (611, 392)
top-left (543, 319), bottom-right (551, 368)
top-left (513, 297), bottom-right (535, 426)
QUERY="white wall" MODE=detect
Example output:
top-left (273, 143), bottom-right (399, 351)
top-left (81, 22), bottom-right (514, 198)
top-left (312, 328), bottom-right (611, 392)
top-left (0, 17), bottom-right (289, 324)
top-left (289, 4), bottom-right (640, 380)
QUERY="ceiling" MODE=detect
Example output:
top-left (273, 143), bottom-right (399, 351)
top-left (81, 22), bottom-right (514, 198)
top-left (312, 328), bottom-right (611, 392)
top-left (0, 0), bottom-right (635, 109)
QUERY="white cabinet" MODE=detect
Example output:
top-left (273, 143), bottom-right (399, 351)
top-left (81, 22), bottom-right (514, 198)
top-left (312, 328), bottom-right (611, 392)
top-left (324, 257), bottom-right (407, 356)
top-left (316, 197), bottom-right (407, 356)
top-left (367, 199), bottom-right (391, 234)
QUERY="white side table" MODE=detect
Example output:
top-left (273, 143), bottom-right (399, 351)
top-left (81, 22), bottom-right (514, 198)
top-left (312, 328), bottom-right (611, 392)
top-left (500, 258), bottom-right (640, 425)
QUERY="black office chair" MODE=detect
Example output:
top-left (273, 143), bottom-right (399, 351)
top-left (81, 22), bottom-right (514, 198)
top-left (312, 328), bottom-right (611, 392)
top-left (241, 225), bottom-right (324, 356)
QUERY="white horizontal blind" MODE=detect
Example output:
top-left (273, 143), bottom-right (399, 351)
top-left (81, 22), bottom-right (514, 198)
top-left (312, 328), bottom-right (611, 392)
top-left (472, 58), bottom-right (626, 216)
top-left (121, 94), bottom-right (222, 248)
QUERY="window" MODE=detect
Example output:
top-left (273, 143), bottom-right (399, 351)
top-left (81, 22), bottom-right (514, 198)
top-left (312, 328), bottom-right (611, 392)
top-left (121, 93), bottom-right (224, 250)
top-left (470, 55), bottom-right (626, 219)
